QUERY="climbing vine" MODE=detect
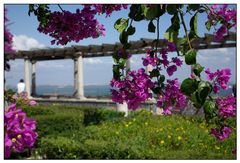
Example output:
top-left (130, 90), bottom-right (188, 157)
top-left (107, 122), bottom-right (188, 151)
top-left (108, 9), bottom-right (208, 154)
top-left (26, 3), bottom-right (239, 142)
top-left (4, 4), bottom-right (237, 158)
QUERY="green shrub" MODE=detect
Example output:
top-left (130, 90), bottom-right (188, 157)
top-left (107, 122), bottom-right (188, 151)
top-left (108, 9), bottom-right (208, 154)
top-left (82, 108), bottom-right (125, 125)
top-left (22, 105), bottom-right (55, 116)
top-left (34, 111), bottom-right (84, 137)
top-left (39, 136), bottom-right (81, 159)
top-left (36, 109), bottom-right (236, 159)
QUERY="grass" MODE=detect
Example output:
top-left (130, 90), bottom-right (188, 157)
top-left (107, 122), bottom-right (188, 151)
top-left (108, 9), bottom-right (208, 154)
top-left (13, 104), bottom-right (236, 159)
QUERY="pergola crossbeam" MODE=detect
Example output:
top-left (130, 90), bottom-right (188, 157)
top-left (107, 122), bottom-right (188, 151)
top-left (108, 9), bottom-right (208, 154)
top-left (5, 33), bottom-right (236, 99)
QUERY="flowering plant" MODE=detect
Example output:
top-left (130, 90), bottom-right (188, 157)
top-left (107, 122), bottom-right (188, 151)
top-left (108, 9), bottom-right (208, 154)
top-left (4, 3), bottom-right (233, 146)
top-left (4, 104), bottom-right (38, 158)
top-left (12, 92), bottom-right (38, 107)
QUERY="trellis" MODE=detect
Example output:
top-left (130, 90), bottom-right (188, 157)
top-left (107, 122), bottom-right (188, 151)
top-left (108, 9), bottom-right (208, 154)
top-left (5, 32), bottom-right (236, 99)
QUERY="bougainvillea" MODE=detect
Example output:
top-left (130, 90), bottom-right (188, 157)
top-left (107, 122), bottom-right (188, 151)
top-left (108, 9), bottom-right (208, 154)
top-left (12, 92), bottom-right (38, 107)
top-left (157, 78), bottom-right (187, 115)
top-left (89, 4), bottom-right (128, 17)
top-left (38, 7), bottom-right (106, 45)
top-left (35, 4), bottom-right (128, 45)
top-left (28, 4), bottom-right (236, 144)
top-left (4, 8), bottom-right (14, 53)
top-left (205, 68), bottom-right (231, 94)
top-left (216, 95), bottom-right (236, 119)
top-left (4, 8), bottom-right (15, 71)
top-left (210, 126), bottom-right (232, 141)
top-left (111, 68), bottom-right (154, 109)
top-left (206, 4), bottom-right (236, 41)
top-left (4, 104), bottom-right (38, 158)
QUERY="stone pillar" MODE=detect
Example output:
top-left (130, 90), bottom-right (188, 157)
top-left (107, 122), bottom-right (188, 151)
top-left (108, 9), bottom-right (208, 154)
top-left (31, 61), bottom-right (36, 96)
top-left (145, 64), bottom-right (153, 75)
top-left (24, 58), bottom-right (31, 98)
top-left (73, 58), bottom-right (78, 97)
top-left (76, 54), bottom-right (85, 99)
top-left (116, 101), bottom-right (128, 117)
top-left (126, 58), bottom-right (131, 74)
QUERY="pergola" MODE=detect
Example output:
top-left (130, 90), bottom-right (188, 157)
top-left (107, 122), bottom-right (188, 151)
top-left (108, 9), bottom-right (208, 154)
top-left (5, 32), bottom-right (236, 99)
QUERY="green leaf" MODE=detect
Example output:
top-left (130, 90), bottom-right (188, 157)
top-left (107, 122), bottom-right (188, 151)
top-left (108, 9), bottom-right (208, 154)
top-left (114, 18), bottom-right (129, 33)
top-left (152, 87), bottom-right (161, 94)
top-left (156, 4), bottom-right (166, 17)
top-left (148, 20), bottom-right (156, 33)
top-left (119, 31), bottom-right (128, 44)
top-left (149, 69), bottom-right (160, 78)
top-left (118, 58), bottom-right (126, 69)
top-left (205, 21), bottom-right (212, 31)
top-left (203, 100), bottom-right (217, 123)
top-left (193, 63), bottom-right (204, 76)
top-left (159, 75), bottom-right (165, 83)
top-left (187, 4), bottom-right (200, 12)
top-left (129, 5), bottom-right (144, 21)
top-left (180, 78), bottom-right (198, 96)
top-left (113, 65), bottom-right (120, 80)
top-left (28, 4), bottom-right (35, 16)
top-left (185, 49), bottom-right (197, 65)
top-left (197, 81), bottom-right (212, 103)
top-left (127, 25), bottom-right (136, 35)
top-left (191, 91), bottom-right (202, 108)
top-left (176, 38), bottom-right (187, 46)
top-left (141, 5), bottom-right (159, 20)
top-left (189, 13), bottom-right (199, 40)
top-left (166, 5), bottom-right (177, 15)
top-left (203, 100), bottom-right (216, 115)
top-left (164, 14), bottom-right (180, 42)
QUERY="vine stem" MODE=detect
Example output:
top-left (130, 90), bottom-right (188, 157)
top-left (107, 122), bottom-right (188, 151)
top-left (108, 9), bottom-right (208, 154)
top-left (155, 17), bottom-right (160, 55)
top-left (179, 11), bottom-right (192, 50)
top-left (57, 4), bottom-right (64, 12)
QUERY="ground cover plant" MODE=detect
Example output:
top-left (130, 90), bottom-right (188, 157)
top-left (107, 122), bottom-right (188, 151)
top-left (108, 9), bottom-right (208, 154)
top-left (10, 104), bottom-right (236, 159)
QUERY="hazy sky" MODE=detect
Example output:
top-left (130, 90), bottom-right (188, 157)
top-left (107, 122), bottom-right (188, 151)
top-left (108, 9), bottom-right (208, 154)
top-left (4, 4), bottom-right (236, 87)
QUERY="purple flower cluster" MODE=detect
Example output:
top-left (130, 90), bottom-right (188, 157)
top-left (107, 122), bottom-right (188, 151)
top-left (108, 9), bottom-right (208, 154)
top-left (4, 8), bottom-right (15, 53)
top-left (89, 4), bottom-right (128, 17)
top-left (141, 41), bottom-right (182, 77)
top-left (207, 4), bottom-right (236, 41)
top-left (142, 49), bottom-right (159, 67)
top-left (157, 78), bottom-right (187, 115)
top-left (216, 95), bottom-right (236, 119)
top-left (210, 126), bottom-right (232, 141)
top-left (160, 41), bottom-right (183, 76)
top-left (205, 68), bottom-right (231, 93)
top-left (210, 95), bottom-right (236, 141)
top-left (111, 68), bottom-right (154, 109)
top-left (12, 92), bottom-right (38, 106)
top-left (38, 6), bottom-right (106, 45)
top-left (4, 104), bottom-right (38, 158)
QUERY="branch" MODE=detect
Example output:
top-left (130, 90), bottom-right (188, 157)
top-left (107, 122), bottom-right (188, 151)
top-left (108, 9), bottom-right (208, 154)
top-left (57, 4), bottom-right (64, 12)
top-left (179, 11), bottom-right (192, 50)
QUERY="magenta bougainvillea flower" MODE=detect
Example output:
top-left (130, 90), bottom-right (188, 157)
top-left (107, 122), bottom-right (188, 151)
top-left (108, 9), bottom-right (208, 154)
top-left (4, 104), bottom-right (38, 158)
top-left (216, 95), bottom-right (236, 119)
top-left (207, 4), bottom-right (236, 41)
top-left (210, 126), bottom-right (232, 141)
top-left (111, 68), bottom-right (154, 109)
top-left (205, 68), bottom-right (231, 94)
top-left (157, 78), bottom-right (187, 115)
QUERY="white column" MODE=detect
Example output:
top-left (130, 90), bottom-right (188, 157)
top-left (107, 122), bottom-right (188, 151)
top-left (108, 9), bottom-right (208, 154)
top-left (116, 101), bottom-right (128, 117)
top-left (73, 58), bottom-right (78, 97)
top-left (31, 61), bottom-right (36, 96)
top-left (126, 58), bottom-right (131, 74)
top-left (145, 64), bottom-right (153, 75)
top-left (116, 58), bottom-right (131, 117)
top-left (24, 58), bottom-right (31, 98)
top-left (77, 54), bottom-right (85, 99)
